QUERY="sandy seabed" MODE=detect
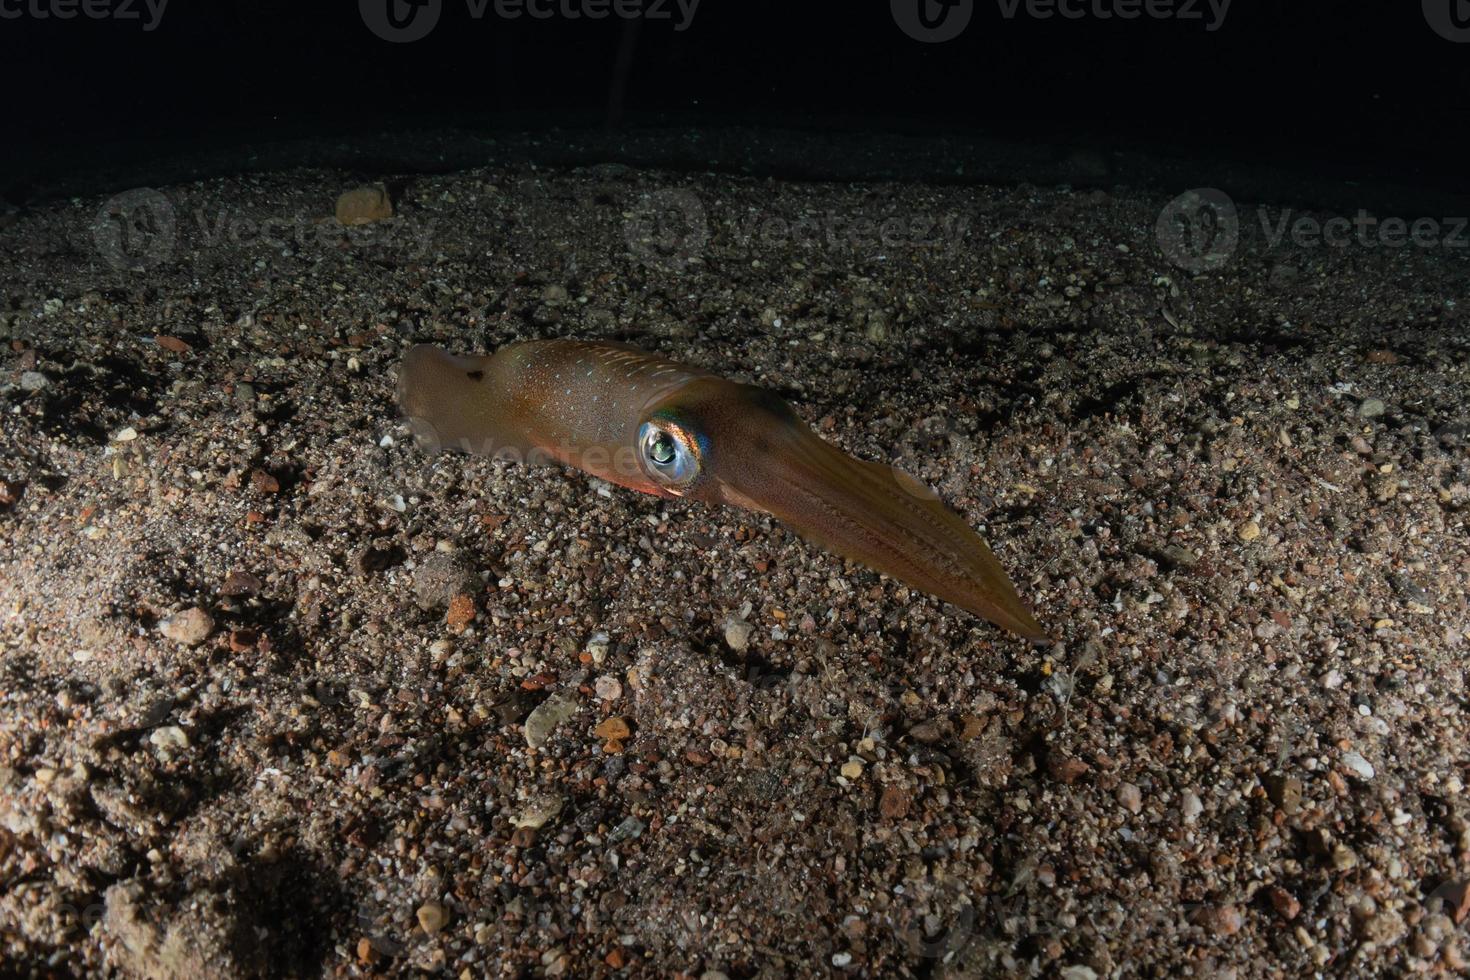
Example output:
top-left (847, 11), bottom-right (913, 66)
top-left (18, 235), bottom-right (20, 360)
top-left (1, 162), bottom-right (1467, 977)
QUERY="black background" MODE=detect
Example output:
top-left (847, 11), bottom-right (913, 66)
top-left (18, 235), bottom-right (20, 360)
top-left (1, 0), bottom-right (1467, 198)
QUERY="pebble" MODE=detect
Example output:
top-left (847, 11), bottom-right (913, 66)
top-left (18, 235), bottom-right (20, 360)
top-left (1435, 877), bottom-right (1469, 924)
top-left (593, 716), bottom-right (632, 742)
top-left (149, 726), bottom-right (189, 750)
top-left (524, 695), bottom-right (578, 748)
top-left (220, 569), bottom-right (263, 596)
top-left (1237, 520), bottom-right (1261, 542)
top-left (513, 794), bottom-right (565, 830)
top-left (879, 784), bottom-right (911, 819)
top-left (585, 632), bottom-right (610, 663)
top-left (1264, 773), bottom-right (1303, 814)
top-left (723, 617), bottom-right (754, 652)
top-left (1341, 750), bottom-right (1376, 780)
top-left (336, 186), bottom-right (393, 225)
top-left (159, 607), bottom-right (214, 647)
top-left (1358, 398), bottom-right (1386, 419)
top-left (446, 593), bottom-right (476, 630)
top-left (1332, 843), bottom-right (1359, 870)
top-left (1181, 790), bottom-right (1203, 823)
top-left (1266, 885), bottom-right (1301, 921)
top-left (607, 815), bottom-right (646, 844)
top-left (415, 901), bottom-right (449, 935)
top-left (840, 759), bottom-right (865, 780)
top-left (18, 371), bottom-right (48, 392)
top-left (413, 552), bottom-right (479, 611)
top-left (1194, 904), bottom-right (1243, 937)
top-left (1117, 782), bottom-right (1143, 814)
top-left (594, 676), bottom-right (623, 701)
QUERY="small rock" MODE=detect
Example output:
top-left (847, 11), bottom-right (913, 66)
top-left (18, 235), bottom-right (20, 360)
top-left (1265, 885), bottom-right (1301, 921)
top-left (513, 794), bottom-right (565, 830)
top-left (18, 371), bottom-right (48, 392)
top-left (1264, 773), bottom-right (1303, 814)
top-left (1358, 398), bottom-right (1386, 419)
top-left (159, 607), bottom-right (214, 647)
top-left (1193, 904), bottom-right (1243, 937)
top-left (336, 186), bottom-right (393, 226)
top-left (1047, 754), bottom-right (1089, 784)
top-left (219, 570), bottom-right (263, 596)
top-left (415, 901), bottom-right (449, 935)
top-left (1237, 520), bottom-right (1261, 542)
top-left (1332, 843), bottom-right (1359, 871)
top-left (585, 632), bottom-right (611, 663)
top-left (154, 334), bottom-right (192, 354)
top-left (446, 593), bottom-right (476, 630)
top-left (879, 784), bottom-right (911, 820)
top-left (249, 469), bottom-right (280, 494)
top-left (149, 726), bottom-right (189, 750)
top-left (1434, 877), bottom-right (1469, 924)
top-left (1181, 790), bottom-right (1203, 823)
top-left (524, 695), bottom-right (578, 748)
top-left (908, 720), bottom-right (944, 744)
top-left (541, 284), bottom-right (570, 304)
top-left (1341, 750), bottom-right (1375, 780)
top-left (594, 716), bottom-right (632, 742)
top-left (607, 815), bottom-right (646, 844)
top-left (594, 676), bottom-right (623, 701)
top-left (1117, 782), bottom-right (1143, 814)
top-left (723, 617), bottom-right (754, 652)
top-left (413, 552), bottom-right (479, 611)
top-left (840, 759), bottom-right (865, 780)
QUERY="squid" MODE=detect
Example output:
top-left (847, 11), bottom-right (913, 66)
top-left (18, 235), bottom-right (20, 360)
top-left (397, 340), bottom-right (1047, 639)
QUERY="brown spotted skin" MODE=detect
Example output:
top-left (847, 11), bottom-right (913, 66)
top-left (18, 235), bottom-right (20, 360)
top-left (397, 340), bottom-right (1047, 639)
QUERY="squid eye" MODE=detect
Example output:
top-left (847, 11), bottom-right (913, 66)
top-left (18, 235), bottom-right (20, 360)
top-left (639, 421), bottom-right (700, 488)
top-left (649, 432), bottom-right (676, 465)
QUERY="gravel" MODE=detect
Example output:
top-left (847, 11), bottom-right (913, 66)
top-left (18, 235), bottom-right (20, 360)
top-left (0, 161), bottom-right (1467, 976)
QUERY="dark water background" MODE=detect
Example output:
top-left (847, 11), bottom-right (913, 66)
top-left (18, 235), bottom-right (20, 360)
top-left (2, 0), bottom-right (1467, 212)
